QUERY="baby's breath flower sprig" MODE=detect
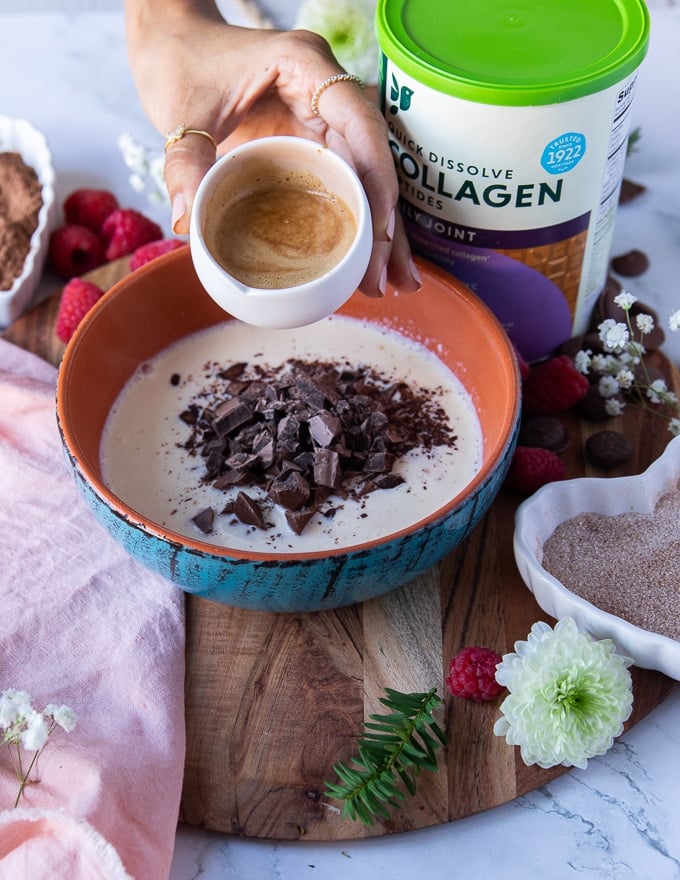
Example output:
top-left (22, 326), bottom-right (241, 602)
top-left (575, 292), bottom-right (680, 435)
top-left (117, 132), bottom-right (169, 207)
top-left (0, 688), bottom-right (76, 807)
top-left (494, 618), bottom-right (633, 769)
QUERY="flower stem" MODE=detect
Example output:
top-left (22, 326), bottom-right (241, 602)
top-left (14, 747), bottom-right (41, 807)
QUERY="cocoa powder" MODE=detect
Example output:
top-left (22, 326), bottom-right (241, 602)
top-left (542, 479), bottom-right (680, 641)
top-left (0, 151), bottom-right (43, 291)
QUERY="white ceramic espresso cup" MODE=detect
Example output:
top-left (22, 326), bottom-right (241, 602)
top-left (189, 136), bottom-right (372, 329)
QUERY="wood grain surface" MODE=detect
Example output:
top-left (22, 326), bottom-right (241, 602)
top-left (4, 261), bottom-right (677, 841)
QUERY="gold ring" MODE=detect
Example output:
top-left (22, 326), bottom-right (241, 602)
top-left (310, 73), bottom-right (364, 117)
top-left (164, 123), bottom-right (218, 153)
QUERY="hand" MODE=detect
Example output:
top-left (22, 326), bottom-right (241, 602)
top-left (124, 1), bottom-right (421, 297)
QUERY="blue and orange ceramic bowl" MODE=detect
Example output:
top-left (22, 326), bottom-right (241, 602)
top-left (56, 247), bottom-right (520, 612)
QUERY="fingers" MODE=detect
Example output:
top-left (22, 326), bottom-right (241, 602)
top-left (153, 25), bottom-right (421, 296)
top-left (163, 133), bottom-right (218, 235)
top-left (313, 80), bottom-right (419, 295)
top-left (385, 211), bottom-right (423, 294)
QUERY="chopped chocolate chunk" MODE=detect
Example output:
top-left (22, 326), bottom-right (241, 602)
top-left (293, 374), bottom-right (328, 408)
top-left (285, 508), bottom-right (316, 536)
top-left (170, 373), bottom-right (181, 386)
top-left (240, 380), bottom-right (269, 403)
top-left (192, 507), bottom-right (215, 534)
top-left (180, 356), bottom-right (459, 536)
top-left (218, 362), bottom-right (248, 380)
top-left (363, 411), bottom-right (389, 434)
top-left (269, 470), bottom-right (311, 511)
top-left (253, 436), bottom-right (275, 468)
top-left (212, 397), bottom-right (254, 437)
top-left (313, 448), bottom-right (341, 488)
top-left (179, 405), bottom-right (199, 426)
top-left (293, 450), bottom-right (315, 471)
top-left (213, 469), bottom-right (247, 489)
top-left (204, 448), bottom-right (226, 476)
top-left (308, 411), bottom-right (341, 447)
top-left (278, 412), bottom-right (301, 444)
top-left (234, 492), bottom-right (267, 529)
top-left (311, 485), bottom-right (333, 506)
top-left (371, 473), bottom-right (406, 490)
top-left (365, 449), bottom-right (395, 473)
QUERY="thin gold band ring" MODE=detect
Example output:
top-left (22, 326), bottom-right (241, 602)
top-left (164, 123), bottom-right (218, 153)
top-left (310, 73), bottom-right (364, 117)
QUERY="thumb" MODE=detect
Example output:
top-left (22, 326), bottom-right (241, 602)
top-left (163, 135), bottom-right (218, 235)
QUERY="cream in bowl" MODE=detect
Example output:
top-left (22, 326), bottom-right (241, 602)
top-left (99, 316), bottom-right (483, 554)
top-left (189, 135), bottom-right (372, 329)
top-left (514, 435), bottom-right (680, 680)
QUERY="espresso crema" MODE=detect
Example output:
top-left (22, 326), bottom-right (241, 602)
top-left (204, 159), bottom-right (357, 289)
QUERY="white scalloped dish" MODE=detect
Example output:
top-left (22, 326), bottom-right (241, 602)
top-left (514, 435), bottom-right (680, 680)
top-left (0, 116), bottom-right (57, 327)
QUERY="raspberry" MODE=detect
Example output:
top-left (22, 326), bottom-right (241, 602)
top-left (505, 445), bottom-right (566, 494)
top-left (63, 188), bottom-right (119, 233)
top-left (522, 354), bottom-right (589, 416)
top-left (48, 224), bottom-right (103, 279)
top-left (446, 647), bottom-right (504, 701)
top-left (100, 208), bottom-right (163, 261)
top-left (129, 238), bottom-right (185, 271)
top-left (55, 278), bottom-right (104, 343)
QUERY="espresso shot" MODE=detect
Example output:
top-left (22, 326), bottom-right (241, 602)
top-left (190, 136), bottom-right (372, 329)
top-left (204, 159), bottom-right (357, 289)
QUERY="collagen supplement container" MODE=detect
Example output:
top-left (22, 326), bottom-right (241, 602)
top-left (376, 0), bottom-right (650, 361)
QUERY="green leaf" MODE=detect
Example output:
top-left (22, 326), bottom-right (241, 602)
top-left (324, 686), bottom-right (446, 826)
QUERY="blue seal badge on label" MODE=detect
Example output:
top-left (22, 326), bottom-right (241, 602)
top-left (541, 132), bottom-right (586, 175)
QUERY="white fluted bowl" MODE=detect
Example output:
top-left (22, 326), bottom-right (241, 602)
top-left (0, 117), bottom-right (57, 326)
top-left (514, 434), bottom-right (680, 680)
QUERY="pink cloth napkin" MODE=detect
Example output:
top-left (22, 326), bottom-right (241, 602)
top-left (0, 339), bottom-right (186, 879)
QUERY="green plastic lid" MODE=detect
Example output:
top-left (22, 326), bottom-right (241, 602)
top-left (376, 0), bottom-right (650, 105)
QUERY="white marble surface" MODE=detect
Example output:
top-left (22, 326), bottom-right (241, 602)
top-left (0, 2), bottom-right (679, 878)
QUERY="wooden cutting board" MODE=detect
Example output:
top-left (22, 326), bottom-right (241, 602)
top-left (4, 260), bottom-right (677, 841)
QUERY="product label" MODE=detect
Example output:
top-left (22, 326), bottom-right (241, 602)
top-left (540, 132), bottom-right (586, 175)
top-left (380, 59), bottom-right (639, 361)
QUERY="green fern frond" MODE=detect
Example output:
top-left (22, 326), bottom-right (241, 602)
top-left (627, 126), bottom-right (642, 156)
top-left (324, 687), bottom-right (445, 825)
